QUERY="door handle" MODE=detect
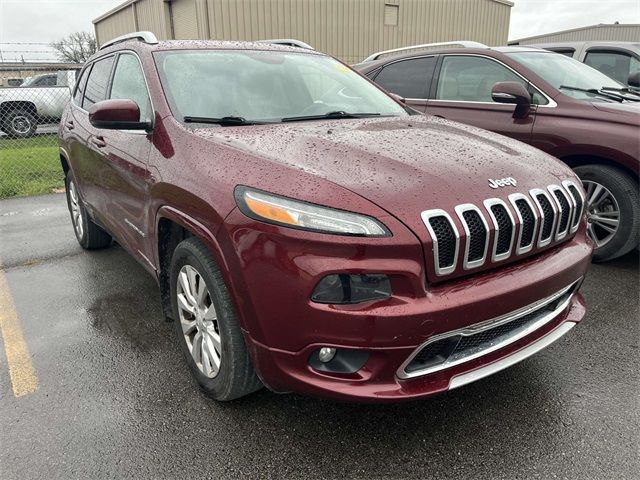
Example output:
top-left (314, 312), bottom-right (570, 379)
top-left (64, 119), bottom-right (74, 130)
top-left (90, 135), bottom-right (106, 148)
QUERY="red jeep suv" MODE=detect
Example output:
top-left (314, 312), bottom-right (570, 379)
top-left (58, 32), bottom-right (592, 402)
top-left (356, 43), bottom-right (640, 262)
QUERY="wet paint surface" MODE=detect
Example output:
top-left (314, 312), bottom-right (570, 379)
top-left (0, 194), bottom-right (638, 478)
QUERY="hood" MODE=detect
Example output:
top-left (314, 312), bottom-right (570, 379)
top-left (591, 100), bottom-right (640, 123)
top-left (192, 115), bottom-right (575, 236)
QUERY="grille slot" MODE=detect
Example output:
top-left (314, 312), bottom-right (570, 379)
top-left (566, 184), bottom-right (584, 231)
top-left (422, 211), bottom-right (459, 275)
top-left (551, 187), bottom-right (571, 237)
top-left (399, 280), bottom-right (580, 378)
top-left (514, 198), bottom-right (536, 250)
top-left (462, 210), bottom-right (487, 262)
top-left (491, 204), bottom-right (512, 255)
top-left (536, 194), bottom-right (555, 241)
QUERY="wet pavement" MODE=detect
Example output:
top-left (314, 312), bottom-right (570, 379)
top-left (1, 193), bottom-right (638, 479)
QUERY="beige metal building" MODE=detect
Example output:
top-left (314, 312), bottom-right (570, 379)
top-left (93, 0), bottom-right (513, 64)
top-left (509, 23), bottom-right (640, 45)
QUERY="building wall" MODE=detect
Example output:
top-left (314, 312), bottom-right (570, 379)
top-left (509, 24), bottom-right (640, 45)
top-left (94, 0), bottom-right (513, 64)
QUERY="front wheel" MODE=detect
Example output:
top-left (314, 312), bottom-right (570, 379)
top-left (2, 109), bottom-right (37, 138)
top-left (574, 164), bottom-right (639, 262)
top-left (169, 237), bottom-right (262, 401)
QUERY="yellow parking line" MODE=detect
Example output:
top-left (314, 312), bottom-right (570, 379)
top-left (0, 267), bottom-right (38, 397)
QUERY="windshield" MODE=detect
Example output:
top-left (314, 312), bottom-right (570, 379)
top-left (507, 51), bottom-right (626, 101)
top-left (154, 50), bottom-right (407, 124)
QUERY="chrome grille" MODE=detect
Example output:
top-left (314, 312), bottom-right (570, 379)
top-left (422, 180), bottom-right (581, 276)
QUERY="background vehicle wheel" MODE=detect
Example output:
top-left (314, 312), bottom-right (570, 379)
top-left (574, 164), bottom-right (639, 262)
top-left (65, 172), bottom-right (112, 249)
top-left (2, 109), bottom-right (37, 138)
top-left (170, 237), bottom-right (262, 401)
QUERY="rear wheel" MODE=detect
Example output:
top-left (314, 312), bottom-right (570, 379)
top-left (65, 172), bottom-right (112, 249)
top-left (169, 237), bottom-right (262, 401)
top-left (574, 164), bottom-right (639, 262)
top-left (2, 109), bottom-right (37, 138)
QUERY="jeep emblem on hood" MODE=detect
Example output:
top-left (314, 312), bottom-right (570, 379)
top-left (488, 177), bottom-right (517, 189)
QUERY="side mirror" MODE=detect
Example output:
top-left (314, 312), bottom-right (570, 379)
top-left (628, 71), bottom-right (640, 89)
top-left (389, 92), bottom-right (407, 104)
top-left (89, 99), bottom-right (151, 131)
top-left (491, 81), bottom-right (532, 119)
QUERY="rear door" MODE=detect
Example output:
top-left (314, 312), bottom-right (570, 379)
top-left (424, 54), bottom-right (541, 144)
top-left (583, 49), bottom-right (640, 86)
top-left (368, 56), bottom-right (437, 112)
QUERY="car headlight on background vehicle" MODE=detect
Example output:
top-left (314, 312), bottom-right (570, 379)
top-left (235, 187), bottom-right (391, 236)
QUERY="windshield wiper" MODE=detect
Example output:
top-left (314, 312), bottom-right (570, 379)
top-left (559, 85), bottom-right (624, 102)
top-left (183, 115), bottom-right (272, 126)
top-left (281, 111), bottom-right (383, 123)
top-left (600, 86), bottom-right (640, 101)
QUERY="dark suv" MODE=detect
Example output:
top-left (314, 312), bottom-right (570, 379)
top-left (58, 32), bottom-right (592, 402)
top-left (356, 43), bottom-right (640, 261)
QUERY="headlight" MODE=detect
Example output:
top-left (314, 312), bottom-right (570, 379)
top-left (235, 187), bottom-right (391, 237)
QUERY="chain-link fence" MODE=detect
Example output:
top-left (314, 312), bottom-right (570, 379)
top-left (0, 65), bottom-right (81, 197)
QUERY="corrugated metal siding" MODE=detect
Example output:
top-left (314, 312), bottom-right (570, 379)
top-left (204, 0), bottom-right (511, 63)
top-left (94, 0), bottom-right (511, 62)
top-left (511, 25), bottom-right (640, 45)
top-left (135, 0), bottom-right (172, 39)
top-left (172, 0), bottom-right (200, 39)
top-left (94, 5), bottom-right (137, 46)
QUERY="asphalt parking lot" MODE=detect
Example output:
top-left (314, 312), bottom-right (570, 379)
top-left (1, 193), bottom-right (638, 479)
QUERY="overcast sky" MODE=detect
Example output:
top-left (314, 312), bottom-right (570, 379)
top-left (0, 0), bottom-right (638, 62)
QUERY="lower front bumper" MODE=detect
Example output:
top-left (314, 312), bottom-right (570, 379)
top-left (248, 292), bottom-right (586, 403)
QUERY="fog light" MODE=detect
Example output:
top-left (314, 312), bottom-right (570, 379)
top-left (318, 347), bottom-right (336, 363)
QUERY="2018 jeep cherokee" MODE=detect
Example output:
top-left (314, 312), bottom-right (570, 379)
top-left (58, 33), bottom-right (592, 402)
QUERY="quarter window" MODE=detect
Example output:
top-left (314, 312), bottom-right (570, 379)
top-left (374, 57), bottom-right (436, 99)
top-left (436, 55), bottom-right (546, 105)
top-left (584, 50), bottom-right (640, 85)
top-left (82, 55), bottom-right (115, 110)
top-left (110, 53), bottom-right (152, 121)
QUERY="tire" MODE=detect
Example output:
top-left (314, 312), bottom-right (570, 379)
top-left (169, 237), bottom-right (262, 401)
top-left (2, 108), bottom-right (37, 138)
top-left (64, 172), bottom-right (112, 249)
top-left (574, 164), bottom-right (639, 262)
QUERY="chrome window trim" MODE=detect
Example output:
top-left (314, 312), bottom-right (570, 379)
top-left (432, 53), bottom-right (558, 108)
top-left (529, 188), bottom-right (558, 247)
top-left (508, 193), bottom-right (538, 255)
top-left (548, 184), bottom-right (572, 241)
top-left (483, 198), bottom-right (515, 262)
top-left (397, 278), bottom-right (581, 379)
top-left (562, 179), bottom-right (585, 234)
top-left (454, 203), bottom-right (490, 269)
top-left (420, 209), bottom-right (460, 276)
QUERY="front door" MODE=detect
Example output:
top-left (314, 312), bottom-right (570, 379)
top-left (425, 55), bottom-right (538, 144)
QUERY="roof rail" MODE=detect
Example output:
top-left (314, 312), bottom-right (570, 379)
top-left (363, 41), bottom-right (488, 62)
top-left (256, 39), bottom-right (314, 50)
top-left (100, 31), bottom-right (159, 50)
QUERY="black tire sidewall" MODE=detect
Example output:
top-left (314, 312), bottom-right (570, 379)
top-left (169, 241), bottom-right (236, 397)
top-left (574, 165), bottom-right (639, 261)
top-left (64, 172), bottom-right (90, 247)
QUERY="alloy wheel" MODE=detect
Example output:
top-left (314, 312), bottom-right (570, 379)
top-left (176, 265), bottom-right (222, 378)
top-left (583, 180), bottom-right (620, 248)
top-left (11, 115), bottom-right (32, 135)
top-left (68, 180), bottom-right (84, 239)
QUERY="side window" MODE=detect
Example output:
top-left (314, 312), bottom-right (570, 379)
top-left (82, 56), bottom-right (115, 110)
top-left (110, 53), bottom-right (152, 121)
top-left (73, 66), bottom-right (90, 105)
top-left (436, 56), bottom-right (533, 103)
top-left (374, 57), bottom-right (436, 98)
top-left (584, 50), bottom-right (639, 85)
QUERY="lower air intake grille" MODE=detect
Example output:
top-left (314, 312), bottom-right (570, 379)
top-left (515, 199), bottom-right (535, 248)
top-left (491, 204), bottom-right (512, 255)
top-left (429, 216), bottom-right (456, 268)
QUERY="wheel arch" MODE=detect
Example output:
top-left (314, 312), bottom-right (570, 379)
top-left (560, 154), bottom-right (639, 181)
top-left (0, 100), bottom-right (38, 119)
